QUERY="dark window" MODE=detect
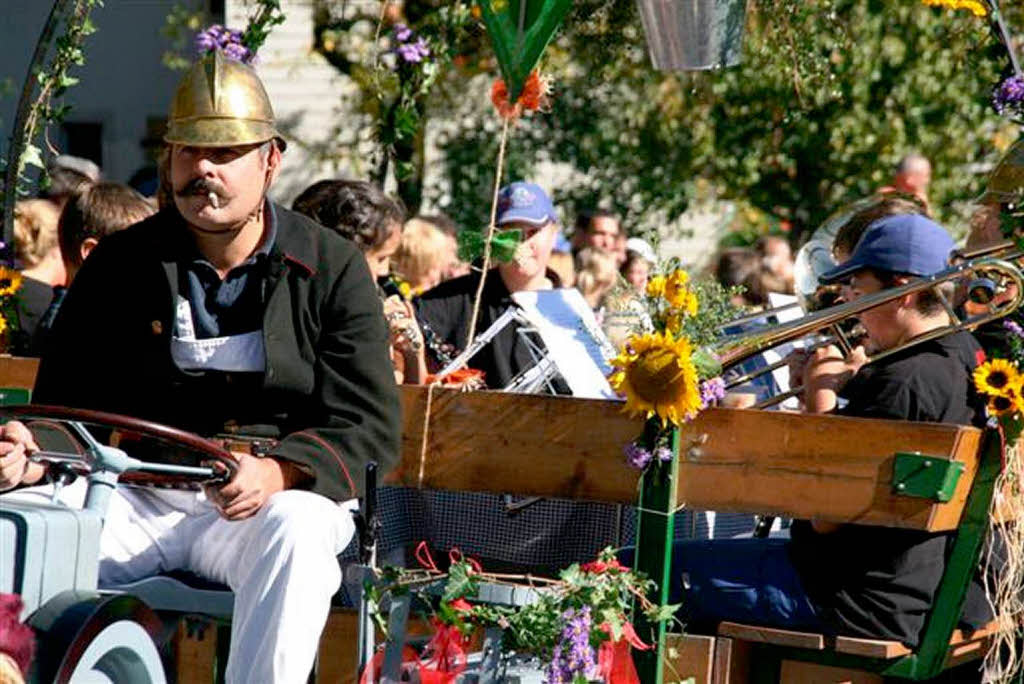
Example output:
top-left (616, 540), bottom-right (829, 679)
top-left (60, 121), bottom-right (103, 169)
top-left (209, 0), bottom-right (225, 20)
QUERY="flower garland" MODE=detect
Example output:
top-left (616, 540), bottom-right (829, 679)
top-left (362, 546), bottom-right (677, 684)
top-left (607, 263), bottom-right (742, 469)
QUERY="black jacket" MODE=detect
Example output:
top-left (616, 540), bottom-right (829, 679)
top-left (33, 205), bottom-right (401, 501)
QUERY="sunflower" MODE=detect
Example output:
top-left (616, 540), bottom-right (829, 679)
top-left (646, 275), bottom-right (666, 299)
top-left (0, 267), bottom-right (22, 297)
top-left (974, 359), bottom-right (1020, 397)
top-left (921, 0), bottom-right (988, 17)
top-left (0, 314), bottom-right (8, 337)
top-left (608, 330), bottom-right (703, 426)
top-left (988, 393), bottom-right (1018, 418)
top-left (663, 270), bottom-right (698, 316)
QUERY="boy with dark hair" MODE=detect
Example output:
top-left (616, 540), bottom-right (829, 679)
top-left (59, 181), bottom-right (156, 283)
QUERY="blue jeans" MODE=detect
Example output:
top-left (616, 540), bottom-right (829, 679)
top-left (624, 539), bottom-right (829, 633)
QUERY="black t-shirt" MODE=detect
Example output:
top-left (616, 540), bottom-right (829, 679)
top-left (788, 330), bottom-right (992, 647)
top-left (415, 268), bottom-right (568, 392)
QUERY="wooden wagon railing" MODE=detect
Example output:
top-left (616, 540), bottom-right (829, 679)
top-left (0, 359), bottom-right (1004, 683)
top-left (393, 385), bottom-right (1001, 684)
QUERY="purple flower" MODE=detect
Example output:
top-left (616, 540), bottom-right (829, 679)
top-left (655, 446), bottom-right (674, 463)
top-left (545, 607), bottom-right (598, 683)
top-left (396, 37), bottom-right (430, 64)
top-left (1004, 319), bottom-right (1024, 338)
top-left (222, 42), bottom-right (253, 63)
top-left (700, 377), bottom-right (726, 408)
top-left (624, 442), bottom-right (652, 469)
top-left (993, 75), bottom-right (1024, 117)
top-left (195, 24), bottom-right (253, 64)
top-left (394, 23), bottom-right (413, 42)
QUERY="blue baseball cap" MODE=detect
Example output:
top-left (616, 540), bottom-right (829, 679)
top-left (819, 214), bottom-right (953, 284)
top-left (496, 181), bottom-right (557, 227)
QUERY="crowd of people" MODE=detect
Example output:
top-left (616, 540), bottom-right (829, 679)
top-left (0, 49), bottom-right (1016, 684)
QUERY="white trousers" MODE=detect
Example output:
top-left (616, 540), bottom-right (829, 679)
top-left (7, 479), bottom-right (357, 684)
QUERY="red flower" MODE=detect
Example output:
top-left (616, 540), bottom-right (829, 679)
top-left (490, 71), bottom-right (551, 120)
top-left (449, 598), bottom-right (473, 612)
top-left (582, 557), bottom-right (627, 574)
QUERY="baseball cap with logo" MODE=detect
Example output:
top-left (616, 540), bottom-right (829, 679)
top-left (819, 214), bottom-right (953, 284)
top-left (496, 181), bottom-right (557, 226)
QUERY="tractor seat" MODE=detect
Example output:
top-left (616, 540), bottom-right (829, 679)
top-left (104, 570), bottom-right (234, 619)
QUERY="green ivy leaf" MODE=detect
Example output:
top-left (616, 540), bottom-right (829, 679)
top-left (644, 602), bottom-right (681, 623)
top-left (19, 144), bottom-right (44, 172)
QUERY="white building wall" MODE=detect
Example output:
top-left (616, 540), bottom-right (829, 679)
top-left (226, 0), bottom-right (362, 205)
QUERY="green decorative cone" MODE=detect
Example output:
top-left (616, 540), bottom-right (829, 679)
top-left (477, 0), bottom-right (573, 101)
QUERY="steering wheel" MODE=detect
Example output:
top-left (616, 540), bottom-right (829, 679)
top-left (1, 404), bottom-right (238, 488)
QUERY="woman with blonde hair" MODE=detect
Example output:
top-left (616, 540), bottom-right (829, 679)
top-left (393, 217), bottom-right (452, 294)
top-left (575, 247), bottom-right (619, 312)
top-left (12, 199), bottom-right (66, 353)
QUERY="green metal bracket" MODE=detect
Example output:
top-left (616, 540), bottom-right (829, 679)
top-left (631, 420), bottom-right (679, 684)
top-left (0, 387), bottom-right (30, 406)
top-left (892, 452), bottom-right (965, 502)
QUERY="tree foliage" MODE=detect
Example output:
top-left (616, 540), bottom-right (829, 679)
top-left (429, 0), bottom-right (1021, 241)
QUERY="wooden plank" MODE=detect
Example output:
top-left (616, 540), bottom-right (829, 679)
top-left (0, 355), bottom-right (38, 390)
top-left (315, 609), bottom-right (359, 684)
top-left (717, 622), bottom-right (825, 650)
top-left (663, 633), bottom-right (715, 684)
top-left (173, 618), bottom-right (218, 683)
top-left (943, 622), bottom-right (999, 669)
top-left (674, 408), bottom-right (982, 531)
top-left (393, 386), bottom-right (644, 503)
top-left (778, 660), bottom-right (883, 684)
top-left (833, 635), bottom-right (911, 659)
top-left (396, 387), bottom-right (981, 530)
top-left (712, 636), bottom-right (750, 684)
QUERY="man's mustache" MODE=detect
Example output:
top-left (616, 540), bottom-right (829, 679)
top-left (175, 177), bottom-right (227, 198)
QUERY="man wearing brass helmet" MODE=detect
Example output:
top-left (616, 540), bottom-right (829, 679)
top-left (0, 52), bottom-right (400, 682)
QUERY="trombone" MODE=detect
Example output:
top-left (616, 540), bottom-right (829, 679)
top-left (716, 255), bottom-right (1024, 408)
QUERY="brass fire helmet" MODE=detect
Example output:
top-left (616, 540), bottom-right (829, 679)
top-left (164, 50), bottom-right (286, 150)
top-left (978, 139), bottom-right (1024, 205)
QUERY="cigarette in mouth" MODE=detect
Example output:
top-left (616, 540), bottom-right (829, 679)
top-left (208, 192), bottom-right (220, 209)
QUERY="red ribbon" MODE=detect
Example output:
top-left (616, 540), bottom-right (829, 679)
top-left (419, 618), bottom-right (469, 684)
top-left (597, 622), bottom-right (650, 684)
top-left (358, 645), bottom-right (420, 684)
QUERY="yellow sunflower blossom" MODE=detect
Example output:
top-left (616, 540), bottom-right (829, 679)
top-left (608, 330), bottom-right (703, 427)
top-left (0, 314), bottom-right (8, 337)
top-left (988, 393), bottom-right (1018, 418)
top-left (921, 0), bottom-right (988, 17)
top-left (974, 358), bottom-right (1020, 397)
top-left (646, 274), bottom-right (666, 299)
top-left (664, 269), bottom-right (698, 315)
top-left (0, 267), bottom-right (22, 297)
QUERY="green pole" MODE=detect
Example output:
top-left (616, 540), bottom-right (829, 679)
top-left (631, 420), bottom-right (680, 684)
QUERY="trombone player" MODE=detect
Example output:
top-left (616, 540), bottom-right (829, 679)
top-left (670, 214), bottom-right (995, 649)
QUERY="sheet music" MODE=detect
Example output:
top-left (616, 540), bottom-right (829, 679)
top-left (766, 293), bottom-right (801, 410)
top-left (512, 289), bottom-right (619, 399)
